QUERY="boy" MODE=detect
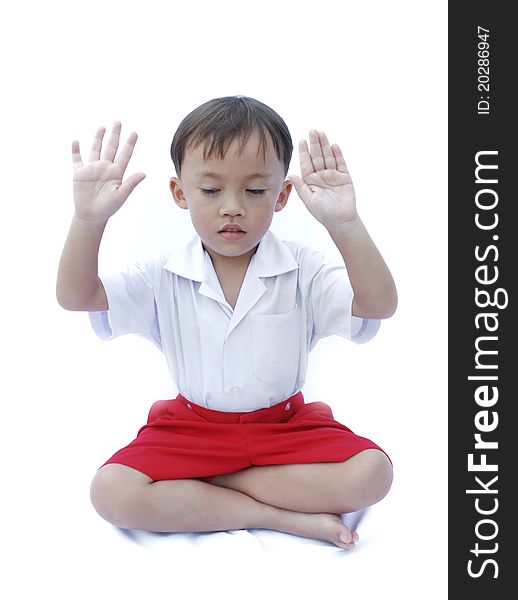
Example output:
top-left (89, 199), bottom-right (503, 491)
top-left (57, 96), bottom-right (397, 550)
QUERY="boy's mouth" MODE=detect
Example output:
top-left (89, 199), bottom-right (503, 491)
top-left (219, 224), bottom-right (245, 232)
top-left (219, 224), bottom-right (246, 240)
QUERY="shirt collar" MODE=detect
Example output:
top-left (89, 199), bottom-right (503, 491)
top-left (163, 230), bottom-right (299, 281)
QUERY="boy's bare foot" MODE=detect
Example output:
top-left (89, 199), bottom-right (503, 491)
top-left (273, 510), bottom-right (359, 550)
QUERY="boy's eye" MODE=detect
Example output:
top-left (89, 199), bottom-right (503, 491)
top-left (200, 188), bottom-right (266, 196)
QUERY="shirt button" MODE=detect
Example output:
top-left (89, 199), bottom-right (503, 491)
top-left (285, 402), bottom-right (291, 411)
top-left (186, 403), bottom-right (193, 409)
top-left (231, 384), bottom-right (240, 393)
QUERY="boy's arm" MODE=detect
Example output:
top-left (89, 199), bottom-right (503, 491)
top-left (57, 217), bottom-right (108, 311)
top-left (56, 122), bottom-right (145, 311)
top-left (326, 217), bottom-right (397, 319)
top-left (289, 130), bottom-right (397, 319)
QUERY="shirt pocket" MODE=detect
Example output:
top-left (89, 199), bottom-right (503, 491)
top-left (250, 307), bottom-right (301, 384)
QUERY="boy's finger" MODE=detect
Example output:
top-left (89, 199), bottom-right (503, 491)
top-left (88, 126), bottom-right (106, 162)
top-left (332, 144), bottom-right (350, 174)
top-left (71, 140), bottom-right (83, 170)
top-left (102, 121), bottom-right (122, 162)
top-left (118, 172), bottom-right (146, 201)
top-left (319, 131), bottom-right (336, 170)
top-left (115, 132), bottom-right (139, 173)
top-left (309, 129), bottom-right (325, 171)
top-left (288, 173), bottom-right (312, 205)
top-left (299, 140), bottom-right (315, 178)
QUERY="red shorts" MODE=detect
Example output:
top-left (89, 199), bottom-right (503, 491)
top-left (102, 392), bottom-right (389, 481)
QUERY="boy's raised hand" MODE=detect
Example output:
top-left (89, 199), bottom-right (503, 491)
top-left (72, 122), bottom-right (146, 224)
top-left (289, 130), bottom-right (358, 232)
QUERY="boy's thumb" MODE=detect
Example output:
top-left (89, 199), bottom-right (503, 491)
top-left (288, 174), bottom-right (310, 201)
top-left (288, 174), bottom-right (302, 188)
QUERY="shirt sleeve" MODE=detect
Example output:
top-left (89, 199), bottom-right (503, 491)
top-left (88, 258), bottom-right (163, 350)
top-left (300, 247), bottom-right (380, 346)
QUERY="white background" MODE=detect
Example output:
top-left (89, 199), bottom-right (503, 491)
top-left (2, 1), bottom-right (447, 598)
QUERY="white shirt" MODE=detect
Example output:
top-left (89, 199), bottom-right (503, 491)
top-left (90, 230), bottom-right (380, 412)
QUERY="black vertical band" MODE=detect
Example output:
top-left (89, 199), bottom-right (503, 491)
top-left (449, 2), bottom-right (515, 596)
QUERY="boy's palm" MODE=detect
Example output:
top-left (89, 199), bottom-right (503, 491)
top-left (72, 122), bottom-right (145, 223)
top-left (289, 130), bottom-right (357, 229)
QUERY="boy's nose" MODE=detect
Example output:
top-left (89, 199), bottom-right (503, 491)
top-left (219, 195), bottom-right (246, 217)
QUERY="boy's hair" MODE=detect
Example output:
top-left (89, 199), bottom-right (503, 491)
top-left (170, 96), bottom-right (293, 177)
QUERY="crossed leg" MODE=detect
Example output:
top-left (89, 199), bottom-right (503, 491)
top-left (90, 449), bottom-right (392, 550)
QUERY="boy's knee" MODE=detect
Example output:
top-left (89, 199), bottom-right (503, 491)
top-left (344, 449), bottom-right (393, 510)
top-left (366, 449), bottom-right (393, 502)
top-left (90, 464), bottom-right (150, 529)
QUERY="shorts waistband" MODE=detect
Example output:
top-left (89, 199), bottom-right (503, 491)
top-left (175, 392), bottom-right (305, 424)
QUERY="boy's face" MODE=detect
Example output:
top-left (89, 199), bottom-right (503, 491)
top-left (170, 131), bottom-right (292, 266)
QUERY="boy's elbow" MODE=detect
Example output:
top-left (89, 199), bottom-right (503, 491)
top-left (56, 287), bottom-right (71, 310)
top-left (379, 291), bottom-right (398, 319)
top-left (368, 304), bottom-right (397, 320)
top-left (56, 292), bottom-right (82, 311)
top-left (353, 292), bottom-right (398, 320)
top-left (56, 281), bottom-right (108, 312)
top-left (379, 293), bottom-right (398, 319)
top-left (55, 290), bottom-right (98, 312)
top-left (380, 302), bottom-right (397, 319)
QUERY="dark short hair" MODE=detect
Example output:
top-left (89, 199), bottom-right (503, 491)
top-left (170, 96), bottom-right (293, 176)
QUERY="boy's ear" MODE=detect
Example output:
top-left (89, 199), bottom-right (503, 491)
top-left (169, 177), bottom-right (188, 209)
top-left (274, 180), bottom-right (292, 213)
